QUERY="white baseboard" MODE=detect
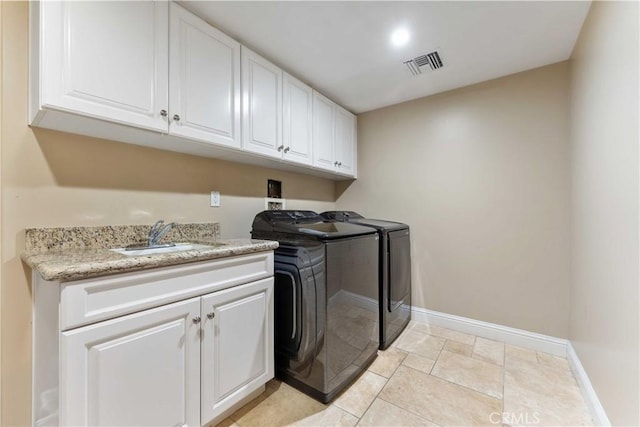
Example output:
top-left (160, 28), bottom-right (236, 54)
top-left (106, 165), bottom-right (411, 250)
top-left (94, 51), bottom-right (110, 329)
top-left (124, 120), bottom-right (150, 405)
top-left (409, 306), bottom-right (610, 426)
top-left (410, 306), bottom-right (568, 356)
top-left (567, 343), bottom-right (611, 426)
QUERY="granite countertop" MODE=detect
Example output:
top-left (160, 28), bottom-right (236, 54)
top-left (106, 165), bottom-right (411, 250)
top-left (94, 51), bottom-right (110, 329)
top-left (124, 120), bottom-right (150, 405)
top-left (21, 223), bottom-right (278, 282)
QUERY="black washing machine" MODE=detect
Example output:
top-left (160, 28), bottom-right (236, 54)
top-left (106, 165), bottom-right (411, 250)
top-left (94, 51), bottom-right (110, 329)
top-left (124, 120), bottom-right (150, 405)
top-left (321, 211), bottom-right (411, 349)
top-left (251, 210), bottom-right (379, 403)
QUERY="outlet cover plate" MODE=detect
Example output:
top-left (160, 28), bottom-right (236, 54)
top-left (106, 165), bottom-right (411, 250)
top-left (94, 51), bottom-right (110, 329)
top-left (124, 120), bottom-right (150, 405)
top-left (210, 191), bottom-right (220, 207)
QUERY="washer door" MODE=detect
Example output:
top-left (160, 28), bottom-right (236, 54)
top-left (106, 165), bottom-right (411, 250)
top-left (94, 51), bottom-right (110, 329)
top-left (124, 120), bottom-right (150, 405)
top-left (388, 229), bottom-right (411, 311)
top-left (274, 261), bottom-right (317, 365)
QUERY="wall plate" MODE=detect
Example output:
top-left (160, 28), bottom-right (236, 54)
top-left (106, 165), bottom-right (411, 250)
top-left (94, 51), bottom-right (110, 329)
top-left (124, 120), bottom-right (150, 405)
top-left (265, 198), bottom-right (285, 211)
top-left (210, 191), bottom-right (221, 207)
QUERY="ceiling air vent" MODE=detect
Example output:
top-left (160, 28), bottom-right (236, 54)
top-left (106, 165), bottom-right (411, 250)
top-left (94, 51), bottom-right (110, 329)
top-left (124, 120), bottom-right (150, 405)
top-left (404, 51), bottom-right (444, 76)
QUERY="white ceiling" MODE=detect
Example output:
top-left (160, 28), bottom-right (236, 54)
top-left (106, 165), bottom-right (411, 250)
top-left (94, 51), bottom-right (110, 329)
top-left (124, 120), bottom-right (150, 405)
top-left (180, 1), bottom-right (591, 114)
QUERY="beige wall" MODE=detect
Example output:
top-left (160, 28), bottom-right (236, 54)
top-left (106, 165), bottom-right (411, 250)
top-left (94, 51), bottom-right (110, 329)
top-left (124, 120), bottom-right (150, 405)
top-left (0, 2), bottom-right (3, 423)
top-left (3, 0), bottom-right (638, 425)
top-left (337, 62), bottom-right (572, 338)
top-left (569, 1), bottom-right (639, 425)
top-left (0, 2), bottom-right (335, 424)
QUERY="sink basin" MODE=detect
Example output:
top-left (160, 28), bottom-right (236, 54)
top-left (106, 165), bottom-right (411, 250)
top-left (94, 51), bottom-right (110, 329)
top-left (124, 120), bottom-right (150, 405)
top-left (110, 242), bottom-right (223, 256)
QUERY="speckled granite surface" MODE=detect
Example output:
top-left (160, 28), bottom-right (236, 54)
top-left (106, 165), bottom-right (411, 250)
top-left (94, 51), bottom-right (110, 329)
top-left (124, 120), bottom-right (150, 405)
top-left (24, 223), bottom-right (222, 252)
top-left (22, 223), bottom-right (278, 282)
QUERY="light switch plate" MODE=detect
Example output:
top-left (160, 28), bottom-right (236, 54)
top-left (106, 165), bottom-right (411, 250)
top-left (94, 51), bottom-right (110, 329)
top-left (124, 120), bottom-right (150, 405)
top-left (210, 191), bottom-right (220, 207)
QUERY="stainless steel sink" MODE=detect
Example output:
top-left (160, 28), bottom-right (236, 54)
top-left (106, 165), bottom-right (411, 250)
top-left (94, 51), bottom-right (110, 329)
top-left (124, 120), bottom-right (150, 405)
top-left (110, 242), bottom-right (224, 256)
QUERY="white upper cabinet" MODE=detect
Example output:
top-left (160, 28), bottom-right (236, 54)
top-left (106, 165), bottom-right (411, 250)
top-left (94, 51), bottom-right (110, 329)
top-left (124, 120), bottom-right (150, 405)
top-left (30, 1), bottom-right (357, 180)
top-left (282, 73), bottom-right (313, 166)
top-left (31, 1), bottom-right (169, 132)
top-left (242, 59), bottom-right (313, 166)
top-left (313, 91), bottom-right (336, 171)
top-left (242, 47), bottom-right (283, 158)
top-left (312, 91), bottom-right (356, 176)
top-left (335, 105), bottom-right (357, 175)
top-left (169, 3), bottom-right (241, 148)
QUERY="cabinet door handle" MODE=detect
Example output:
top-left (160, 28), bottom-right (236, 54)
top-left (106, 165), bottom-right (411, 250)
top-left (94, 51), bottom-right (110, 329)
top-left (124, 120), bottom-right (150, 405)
top-left (207, 311), bottom-right (215, 319)
top-left (160, 109), bottom-right (168, 117)
top-left (277, 145), bottom-right (285, 152)
top-left (173, 114), bottom-right (181, 122)
top-left (338, 162), bottom-right (342, 167)
top-left (192, 316), bottom-right (201, 324)
top-left (284, 146), bottom-right (290, 153)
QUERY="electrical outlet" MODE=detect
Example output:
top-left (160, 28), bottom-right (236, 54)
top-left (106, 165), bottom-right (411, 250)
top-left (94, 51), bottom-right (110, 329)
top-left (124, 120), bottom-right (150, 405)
top-left (210, 191), bottom-right (220, 207)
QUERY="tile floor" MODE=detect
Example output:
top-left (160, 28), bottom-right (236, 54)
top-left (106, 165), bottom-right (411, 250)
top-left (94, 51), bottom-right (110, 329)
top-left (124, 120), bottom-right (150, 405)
top-left (215, 321), bottom-right (592, 427)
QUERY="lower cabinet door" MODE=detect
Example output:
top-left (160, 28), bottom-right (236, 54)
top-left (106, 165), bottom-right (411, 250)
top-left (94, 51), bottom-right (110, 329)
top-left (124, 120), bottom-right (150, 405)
top-left (60, 297), bottom-right (201, 426)
top-left (200, 277), bottom-right (274, 424)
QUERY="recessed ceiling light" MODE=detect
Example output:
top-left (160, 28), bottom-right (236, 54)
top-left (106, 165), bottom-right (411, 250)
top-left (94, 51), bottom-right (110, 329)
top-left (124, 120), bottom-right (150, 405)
top-left (390, 28), bottom-right (410, 47)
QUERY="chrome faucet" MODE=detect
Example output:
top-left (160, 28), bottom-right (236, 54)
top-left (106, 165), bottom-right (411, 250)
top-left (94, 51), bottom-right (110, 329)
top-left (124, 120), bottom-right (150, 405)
top-left (148, 220), bottom-right (176, 247)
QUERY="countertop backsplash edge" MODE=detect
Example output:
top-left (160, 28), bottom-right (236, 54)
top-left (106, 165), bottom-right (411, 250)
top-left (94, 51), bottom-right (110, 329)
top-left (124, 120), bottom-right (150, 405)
top-left (21, 223), bottom-right (279, 282)
top-left (24, 222), bottom-right (222, 252)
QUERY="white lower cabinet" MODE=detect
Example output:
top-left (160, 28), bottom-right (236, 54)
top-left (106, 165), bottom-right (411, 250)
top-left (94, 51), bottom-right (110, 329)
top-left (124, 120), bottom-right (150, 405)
top-left (201, 279), bottom-right (274, 423)
top-left (33, 253), bottom-right (275, 427)
top-left (61, 298), bottom-right (201, 426)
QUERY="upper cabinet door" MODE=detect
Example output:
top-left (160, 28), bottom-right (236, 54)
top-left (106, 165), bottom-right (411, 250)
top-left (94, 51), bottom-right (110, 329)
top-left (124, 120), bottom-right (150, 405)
top-left (169, 3), bottom-right (241, 148)
top-left (282, 73), bottom-right (313, 166)
top-left (312, 91), bottom-right (336, 171)
top-left (37, 1), bottom-right (169, 132)
top-left (335, 106), bottom-right (357, 176)
top-left (242, 47), bottom-right (283, 159)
